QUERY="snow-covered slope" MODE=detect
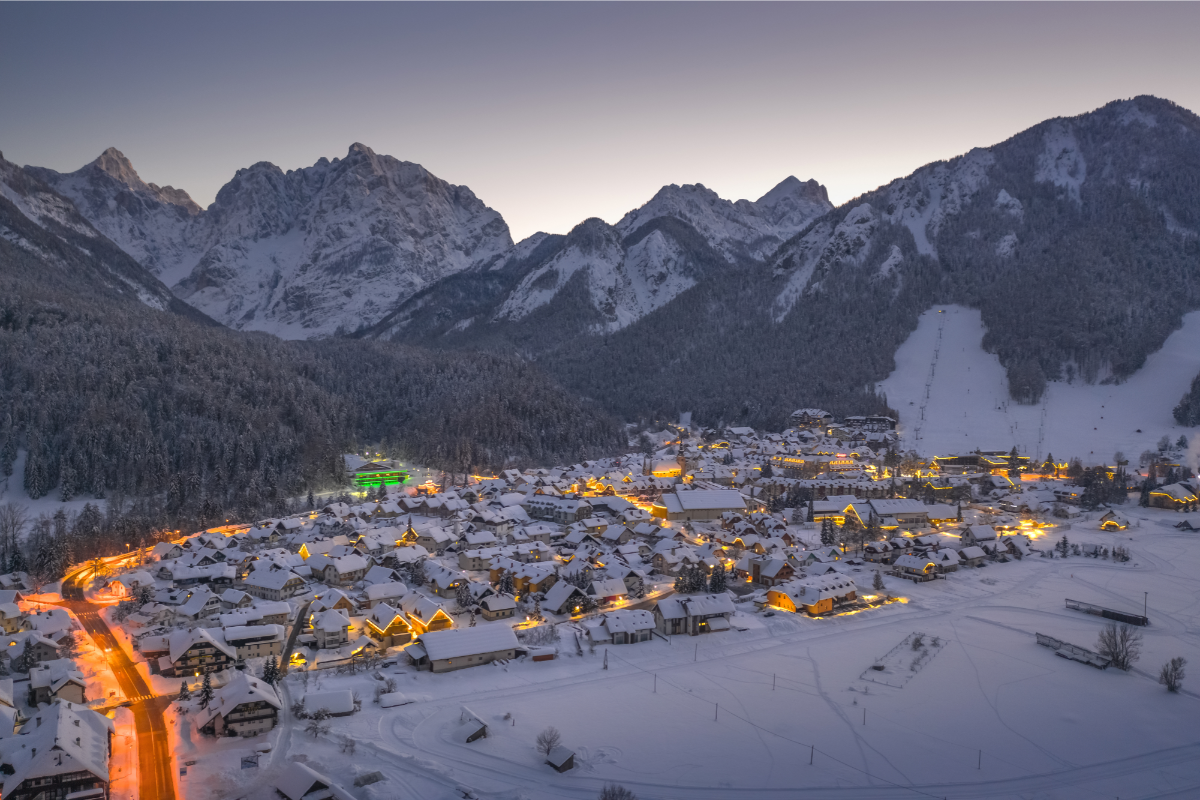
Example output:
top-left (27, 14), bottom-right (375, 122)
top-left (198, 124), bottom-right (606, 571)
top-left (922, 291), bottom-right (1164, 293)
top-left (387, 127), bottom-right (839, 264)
top-left (880, 305), bottom-right (1200, 464)
top-left (493, 218), bottom-right (697, 332)
top-left (770, 149), bottom-right (995, 320)
top-left (0, 152), bottom-right (197, 315)
top-left (30, 144), bottom-right (513, 338)
top-left (28, 148), bottom-right (203, 286)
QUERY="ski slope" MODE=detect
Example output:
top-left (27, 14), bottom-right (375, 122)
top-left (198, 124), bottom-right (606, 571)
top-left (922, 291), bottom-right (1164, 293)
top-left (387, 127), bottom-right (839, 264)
top-left (879, 305), bottom-right (1200, 464)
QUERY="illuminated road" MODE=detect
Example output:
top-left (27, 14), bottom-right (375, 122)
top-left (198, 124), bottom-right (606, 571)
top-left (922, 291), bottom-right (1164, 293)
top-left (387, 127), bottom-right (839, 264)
top-left (60, 566), bottom-right (177, 800)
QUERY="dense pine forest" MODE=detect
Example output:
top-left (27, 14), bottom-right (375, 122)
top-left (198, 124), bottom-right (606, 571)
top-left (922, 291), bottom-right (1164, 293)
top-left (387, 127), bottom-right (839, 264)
top-left (0, 194), bottom-right (624, 558)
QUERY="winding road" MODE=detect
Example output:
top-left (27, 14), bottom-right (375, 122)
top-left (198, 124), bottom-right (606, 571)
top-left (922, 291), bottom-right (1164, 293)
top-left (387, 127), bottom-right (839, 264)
top-left (60, 564), bottom-right (177, 800)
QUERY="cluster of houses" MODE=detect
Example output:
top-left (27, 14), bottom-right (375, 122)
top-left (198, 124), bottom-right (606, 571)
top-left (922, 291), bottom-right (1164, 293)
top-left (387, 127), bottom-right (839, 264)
top-left (84, 419), bottom-right (1195, 765)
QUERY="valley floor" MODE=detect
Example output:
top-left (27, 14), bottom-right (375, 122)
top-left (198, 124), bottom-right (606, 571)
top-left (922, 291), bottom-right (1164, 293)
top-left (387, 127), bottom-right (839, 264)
top-left (176, 503), bottom-right (1200, 800)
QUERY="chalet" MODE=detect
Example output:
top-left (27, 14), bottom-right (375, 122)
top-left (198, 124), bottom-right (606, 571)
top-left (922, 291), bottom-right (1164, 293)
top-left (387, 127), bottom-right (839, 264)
top-left (866, 498), bottom-right (931, 531)
top-left (525, 496), bottom-right (593, 525)
top-left (414, 526), bottom-right (456, 554)
top-left (222, 625), bottom-right (284, 661)
top-left (161, 628), bottom-right (236, 677)
top-left (409, 626), bottom-right (520, 673)
top-left (588, 579), bottom-right (629, 605)
top-left (0, 701), bottom-right (113, 800)
top-left (1053, 488), bottom-right (1083, 506)
top-left (541, 582), bottom-right (588, 616)
top-left (0, 632), bottom-right (63, 668)
top-left (585, 609), bottom-right (655, 645)
top-left (1098, 510), bottom-right (1130, 531)
top-left (0, 604), bottom-right (25, 635)
top-left (311, 610), bottom-right (350, 651)
top-left (478, 594), bottom-right (518, 621)
top-left (399, 594), bottom-right (453, 634)
top-left (174, 588), bottom-right (222, 623)
top-left (425, 563), bottom-right (468, 598)
top-left (789, 408), bottom-right (833, 428)
top-left (241, 567), bottom-right (307, 601)
top-left (862, 541), bottom-right (893, 564)
top-left (511, 563), bottom-right (558, 597)
top-left (892, 554), bottom-right (937, 582)
top-left (364, 581), bottom-right (409, 609)
top-left (364, 603), bottom-right (414, 647)
top-left (932, 549), bottom-right (961, 573)
top-left (196, 672), bottom-right (282, 738)
top-left (767, 574), bottom-right (858, 615)
top-left (653, 594), bottom-right (736, 636)
top-left (219, 589), bottom-right (254, 611)
top-left (652, 489), bottom-right (746, 522)
top-left (959, 545), bottom-right (988, 568)
top-left (1150, 483), bottom-right (1200, 512)
top-left (305, 553), bottom-right (370, 586)
top-left (151, 542), bottom-right (185, 561)
top-left (960, 525), bottom-right (998, 547)
top-left (28, 660), bottom-right (87, 706)
top-left (744, 556), bottom-right (794, 587)
top-left (310, 589), bottom-right (357, 616)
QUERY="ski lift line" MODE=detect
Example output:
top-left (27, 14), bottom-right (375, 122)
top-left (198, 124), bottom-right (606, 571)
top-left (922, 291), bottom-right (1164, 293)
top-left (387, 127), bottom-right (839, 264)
top-left (604, 650), bottom-right (949, 800)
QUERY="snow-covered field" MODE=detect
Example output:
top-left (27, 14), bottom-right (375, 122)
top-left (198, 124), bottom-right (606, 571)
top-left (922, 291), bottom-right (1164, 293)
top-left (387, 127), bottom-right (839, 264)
top-left (879, 305), bottom-right (1200, 464)
top-left (176, 504), bottom-right (1200, 800)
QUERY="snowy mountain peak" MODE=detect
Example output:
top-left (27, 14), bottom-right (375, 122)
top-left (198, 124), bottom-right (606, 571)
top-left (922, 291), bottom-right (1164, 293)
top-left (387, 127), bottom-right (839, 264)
top-left (756, 175), bottom-right (829, 208)
top-left (91, 147), bottom-right (143, 186)
top-left (617, 177), bottom-right (832, 263)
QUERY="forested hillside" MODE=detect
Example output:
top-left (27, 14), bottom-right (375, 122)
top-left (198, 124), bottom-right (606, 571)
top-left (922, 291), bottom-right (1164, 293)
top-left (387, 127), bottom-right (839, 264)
top-left (371, 96), bottom-right (1200, 429)
top-left (0, 179), bottom-right (624, 541)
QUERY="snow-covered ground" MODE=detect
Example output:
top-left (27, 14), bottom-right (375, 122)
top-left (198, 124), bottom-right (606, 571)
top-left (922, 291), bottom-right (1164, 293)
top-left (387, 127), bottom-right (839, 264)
top-left (173, 503), bottom-right (1200, 800)
top-left (879, 305), bottom-right (1200, 464)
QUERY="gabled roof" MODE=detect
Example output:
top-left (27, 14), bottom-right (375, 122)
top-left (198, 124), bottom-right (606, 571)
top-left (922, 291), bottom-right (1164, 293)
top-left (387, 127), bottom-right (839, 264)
top-left (276, 762), bottom-right (355, 800)
top-left (168, 628), bottom-right (235, 663)
top-left (655, 593), bottom-right (735, 620)
top-left (195, 673), bottom-right (282, 728)
top-left (0, 701), bottom-right (114, 798)
top-left (417, 625), bottom-right (519, 662)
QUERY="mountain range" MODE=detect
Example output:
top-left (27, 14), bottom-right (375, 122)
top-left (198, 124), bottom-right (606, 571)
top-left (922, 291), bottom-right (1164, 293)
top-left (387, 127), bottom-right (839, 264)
top-left (7, 94), bottom-right (1200, 433)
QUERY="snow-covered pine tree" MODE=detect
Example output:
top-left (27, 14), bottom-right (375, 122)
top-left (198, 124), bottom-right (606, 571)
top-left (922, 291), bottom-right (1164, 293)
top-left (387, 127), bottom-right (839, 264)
top-left (198, 672), bottom-right (214, 708)
top-left (178, 679), bottom-right (192, 701)
top-left (455, 581), bottom-right (473, 610)
top-left (708, 563), bottom-right (727, 594)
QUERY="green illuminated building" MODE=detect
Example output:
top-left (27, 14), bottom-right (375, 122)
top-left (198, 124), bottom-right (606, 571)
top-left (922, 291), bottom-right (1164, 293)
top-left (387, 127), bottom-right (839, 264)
top-left (351, 461), bottom-right (410, 488)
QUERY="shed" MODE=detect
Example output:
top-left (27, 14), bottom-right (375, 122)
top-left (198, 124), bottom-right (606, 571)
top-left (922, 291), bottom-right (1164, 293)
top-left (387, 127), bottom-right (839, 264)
top-left (302, 689), bottom-right (355, 717)
top-left (546, 745), bottom-right (575, 773)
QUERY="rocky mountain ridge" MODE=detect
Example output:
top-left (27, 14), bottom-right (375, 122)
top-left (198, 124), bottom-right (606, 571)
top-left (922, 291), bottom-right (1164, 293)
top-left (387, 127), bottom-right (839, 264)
top-left (30, 144), bottom-right (513, 337)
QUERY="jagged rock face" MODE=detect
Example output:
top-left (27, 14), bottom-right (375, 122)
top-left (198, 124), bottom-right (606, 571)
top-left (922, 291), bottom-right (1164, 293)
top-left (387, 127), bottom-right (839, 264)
top-left (27, 148), bottom-right (203, 286)
top-left (617, 176), bottom-right (832, 262)
top-left (0, 153), bottom-right (201, 317)
top-left (490, 177), bottom-right (832, 332)
top-left (31, 144), bottom-right (513, 338)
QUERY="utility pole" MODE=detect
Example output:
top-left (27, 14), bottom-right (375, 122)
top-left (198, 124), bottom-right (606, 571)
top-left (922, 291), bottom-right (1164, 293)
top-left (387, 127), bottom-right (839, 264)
top-left (1144, 591), bottom-right (1148, 620)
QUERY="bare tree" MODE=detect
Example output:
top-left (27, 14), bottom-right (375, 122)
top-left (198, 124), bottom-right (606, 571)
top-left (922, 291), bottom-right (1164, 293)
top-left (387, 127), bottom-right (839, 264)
top-left (536, 726), bottom-right (562, 756)
top-left (599, 786), bottom-right (638, 800)
top-left (1159, 657), bottom-right (1186, 692)
top-left (1097, 623), bottom-right (1143, 671)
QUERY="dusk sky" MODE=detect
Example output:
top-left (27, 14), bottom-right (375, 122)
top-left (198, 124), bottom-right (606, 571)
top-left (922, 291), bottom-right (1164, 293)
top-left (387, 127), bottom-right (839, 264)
top-left (4, 2), bottom-right (1200, 241)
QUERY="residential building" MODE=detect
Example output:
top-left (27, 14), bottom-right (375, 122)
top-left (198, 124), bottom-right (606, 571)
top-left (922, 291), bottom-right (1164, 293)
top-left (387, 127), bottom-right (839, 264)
top-left (408, 626), bottom-right (520, 673)
top-left (196, 673), bottom-right (283, 738)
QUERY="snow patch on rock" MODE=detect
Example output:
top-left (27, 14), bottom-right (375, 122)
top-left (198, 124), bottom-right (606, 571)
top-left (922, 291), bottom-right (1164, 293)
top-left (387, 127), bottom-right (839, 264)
top-left (1035, 123), bottom-right (1087, 203)
top-left (994, 189), bottom-right (1024, 220)
top-left (995, 232), bottom-right (1019, 258)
